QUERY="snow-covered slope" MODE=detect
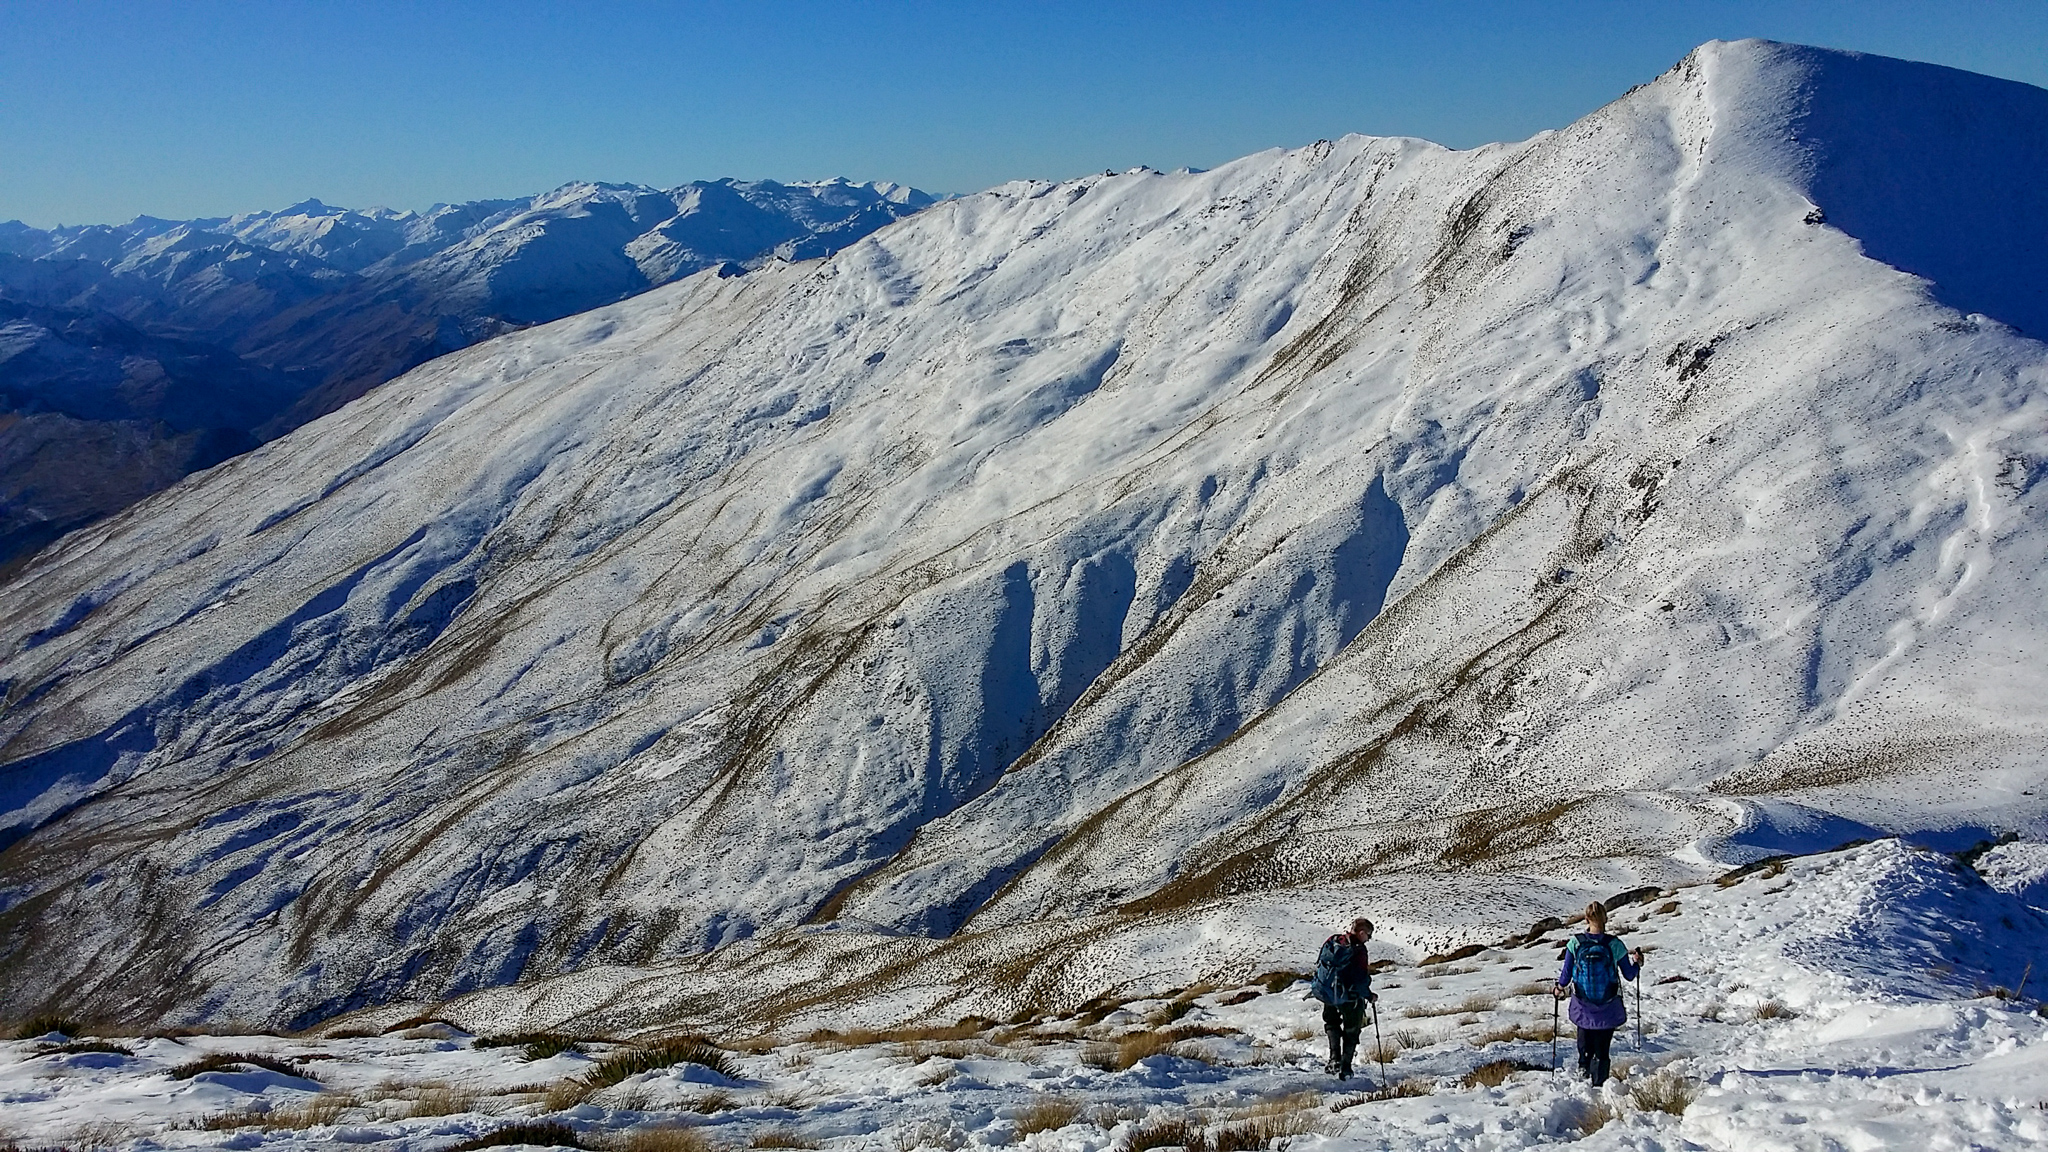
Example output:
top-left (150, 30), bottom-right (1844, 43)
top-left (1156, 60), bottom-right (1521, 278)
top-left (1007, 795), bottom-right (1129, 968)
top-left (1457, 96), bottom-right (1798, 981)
top-left (0, 40), bottom-right (2044, 1032)
top-left (5, 840), bottom-right (2045, 1151)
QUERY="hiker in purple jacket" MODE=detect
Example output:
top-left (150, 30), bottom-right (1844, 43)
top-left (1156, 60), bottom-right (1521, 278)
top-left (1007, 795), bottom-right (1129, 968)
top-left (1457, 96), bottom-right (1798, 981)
top-left (1554, 901), bottom-right (1641, 1086)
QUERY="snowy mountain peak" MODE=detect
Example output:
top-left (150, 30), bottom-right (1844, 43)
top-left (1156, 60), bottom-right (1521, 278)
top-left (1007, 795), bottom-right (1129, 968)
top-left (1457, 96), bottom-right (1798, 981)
top-left (0, 41), bottom-right (2042, 1037)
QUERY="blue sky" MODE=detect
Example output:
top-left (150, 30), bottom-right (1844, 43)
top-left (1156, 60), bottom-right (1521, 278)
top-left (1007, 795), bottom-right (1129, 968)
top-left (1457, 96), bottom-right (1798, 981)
top-left (4, 1), bottom-right (2046, 227)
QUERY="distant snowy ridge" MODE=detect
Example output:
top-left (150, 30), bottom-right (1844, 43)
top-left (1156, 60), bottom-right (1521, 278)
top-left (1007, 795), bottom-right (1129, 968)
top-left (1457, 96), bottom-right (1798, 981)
top-left (0, 178), bottom-right (938, 565)
top-left (0, 40), bottom-right (2043, 1034)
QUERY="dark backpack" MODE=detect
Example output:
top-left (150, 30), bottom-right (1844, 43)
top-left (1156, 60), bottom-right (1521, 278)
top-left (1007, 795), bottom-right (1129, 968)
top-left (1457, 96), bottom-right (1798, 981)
top-left (1567, 933), bottom-right (1622, 1005)
top-left (1310, 933), bottom-right (1364, 1005)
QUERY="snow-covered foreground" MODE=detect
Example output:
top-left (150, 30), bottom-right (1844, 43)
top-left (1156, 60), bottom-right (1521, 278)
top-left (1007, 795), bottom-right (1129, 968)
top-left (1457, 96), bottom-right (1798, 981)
top-left (7, 841), bottom-right (2044, 1150)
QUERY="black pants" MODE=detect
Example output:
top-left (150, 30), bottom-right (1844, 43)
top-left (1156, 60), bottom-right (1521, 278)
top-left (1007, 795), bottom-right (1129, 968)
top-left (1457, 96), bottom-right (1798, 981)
top-left (1322, 1000), bottom-right (1365, 1073)
top-left (1577, 1026), bottom-right (1615, 1085)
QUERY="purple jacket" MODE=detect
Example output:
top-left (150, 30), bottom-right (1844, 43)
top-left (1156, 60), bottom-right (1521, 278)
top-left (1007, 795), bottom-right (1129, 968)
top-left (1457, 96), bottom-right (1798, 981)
top-left (1557, 932), bottom-right (1640, 1030)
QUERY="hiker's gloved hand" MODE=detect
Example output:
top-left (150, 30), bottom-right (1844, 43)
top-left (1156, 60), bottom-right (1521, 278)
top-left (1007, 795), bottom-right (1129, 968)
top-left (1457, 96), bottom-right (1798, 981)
top-left (1553, 985), bottom-right (1570, 1000)
top-left (1629, 949), bottom-right (1644, 965)
top-left (1367, 992), bottom-right (1379, 1003)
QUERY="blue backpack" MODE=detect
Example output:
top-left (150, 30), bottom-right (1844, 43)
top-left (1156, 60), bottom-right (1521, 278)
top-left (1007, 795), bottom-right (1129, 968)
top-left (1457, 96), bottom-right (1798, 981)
top-left (1311, 934), bottom-right (1366, 1005)
top-left (1567, 933), bottom-right (1624, 1005)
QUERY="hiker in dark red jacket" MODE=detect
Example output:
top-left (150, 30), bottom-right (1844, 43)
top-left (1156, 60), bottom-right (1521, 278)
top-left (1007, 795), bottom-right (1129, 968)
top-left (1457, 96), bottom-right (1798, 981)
top-left (1309, 917), bottom-right (1378, 1079)
top-left (1555, 901), bottom-right (1641, 1086)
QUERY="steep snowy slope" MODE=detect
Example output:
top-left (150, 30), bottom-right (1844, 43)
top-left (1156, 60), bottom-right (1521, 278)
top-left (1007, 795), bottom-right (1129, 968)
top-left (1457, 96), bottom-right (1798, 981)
top-left (0, 41), bottom-right (2043, 1032)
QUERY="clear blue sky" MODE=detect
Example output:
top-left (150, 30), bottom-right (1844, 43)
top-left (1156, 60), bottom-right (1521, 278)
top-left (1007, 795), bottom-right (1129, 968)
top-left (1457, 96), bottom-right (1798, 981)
top-left (4, 1), bottom-right (2046, 227)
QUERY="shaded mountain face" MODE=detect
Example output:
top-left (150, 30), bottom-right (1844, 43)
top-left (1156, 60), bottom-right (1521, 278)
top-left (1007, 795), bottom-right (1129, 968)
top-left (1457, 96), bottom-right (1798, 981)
top-left (0, 41), bottom-right (2043, 1034)
top-left (0, 180), bottom-right (938, 566)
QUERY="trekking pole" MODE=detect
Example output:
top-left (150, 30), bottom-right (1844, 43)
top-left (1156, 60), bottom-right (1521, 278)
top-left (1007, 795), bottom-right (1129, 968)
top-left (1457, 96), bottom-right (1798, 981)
top-left (1550, 993), bottom-right (1559, 1075)
top-left (1635, 957), bottom-right (1644, 1052)
top-left (1371, 1000), bottom-right (1388, 1089)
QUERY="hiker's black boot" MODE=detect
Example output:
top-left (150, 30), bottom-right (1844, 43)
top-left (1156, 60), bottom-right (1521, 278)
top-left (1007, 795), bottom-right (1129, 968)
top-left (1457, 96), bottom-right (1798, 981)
top-left (1338, 1060), bottom-right (1353, 1080)
top-left (1324, 1029), bottom-right (1343, 1076)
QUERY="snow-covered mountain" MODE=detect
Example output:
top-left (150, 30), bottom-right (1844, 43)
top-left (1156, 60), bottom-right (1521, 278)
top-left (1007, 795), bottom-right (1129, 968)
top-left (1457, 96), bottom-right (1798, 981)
top-left (0, 179), bottom-right (937, 565)
top-left (0, 40), bottom-right (2043, 1035)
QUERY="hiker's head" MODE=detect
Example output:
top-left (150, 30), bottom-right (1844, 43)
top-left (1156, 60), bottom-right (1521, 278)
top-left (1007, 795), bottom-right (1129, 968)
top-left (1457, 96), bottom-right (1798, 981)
top-left (1585, 902), bottom-right (1607, 932)
top-left (1350, 917), bottom-right (1373, 940)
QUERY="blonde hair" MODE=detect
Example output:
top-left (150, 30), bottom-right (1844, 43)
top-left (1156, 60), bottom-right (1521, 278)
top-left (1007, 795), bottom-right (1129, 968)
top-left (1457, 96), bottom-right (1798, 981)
top-left (1585, 902), bottom-right (1607, 932)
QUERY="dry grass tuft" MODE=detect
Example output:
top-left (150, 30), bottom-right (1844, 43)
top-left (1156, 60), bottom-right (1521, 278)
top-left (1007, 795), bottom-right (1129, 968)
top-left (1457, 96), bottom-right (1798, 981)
top-left (1211, 1091), bottom-right (1330, 1149)
top-left (611, 1127), bottom-right (720, 1152)
top-left (1012, 1094), bottom-right (1084, 1136)
top-left (36, 1040), bottom-right (133, 1058)
top-left (1082, 1030), bottom-right (1175, 1071)
top-left (194, 1092), bottom-right (356, 1130)
top-left (1125, 1113), bottom-right (1208, 1152)
top-left (583, 1037), bottom-right (739, 1090)
top-left (1472, 1021), bottom-right (1555, 1047)
top-left (749, 1128), bottom-right (820, 1149)
top-left (1570, 1099), bottom-right (1613, 1137)
top-left (1361, 1078), bottom-right (1434, 1102)
top-left (168, 1052), bottom-right (315, 1081)
top-left (407, 1084), bottom-right (479, 1117)
top-left (12, 1013), bottom-right (82, 1039)
top-left (1630, 1069), bottom-right (1697, 1115)
top-left (450, 1122), bottom-right (590, 1151)
top-left (475, 1031), bottom-right (585, 1061)
top-left (1752, 999), bottom-right (1797, 1021)
top-left (1461, 1059), bottom-right (1544, 1089)
top-left (546, 1079), bottom-right (596, 1110)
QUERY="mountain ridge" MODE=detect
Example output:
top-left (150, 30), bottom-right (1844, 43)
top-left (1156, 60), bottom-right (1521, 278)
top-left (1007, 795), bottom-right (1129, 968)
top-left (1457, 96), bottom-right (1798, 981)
top-left (0, 40), bottom-right (2041, 1032)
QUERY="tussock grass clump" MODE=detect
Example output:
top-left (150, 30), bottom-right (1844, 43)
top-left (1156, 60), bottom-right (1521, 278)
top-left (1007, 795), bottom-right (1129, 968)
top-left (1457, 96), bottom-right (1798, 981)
top-left (1461, 1059), bottom-right (1544, 1088)
top-left (613, 1127), bottom-right (721, 1152)
top-left (1212, 1092), bottom-right (1329, 1149)
top-left (14, 1013), bottom-right (82, 1039)
top-left (451, 1122), bottom-right (590, 1151)
top-left (407, 1084), bottom-right (479, 1117)
top-left (168, 1052), bottom-right (315, 1081)
top-left (1472, 1021), bottom-right (1555, 1046)
top-left (1012, 1094), bottom-right (1084, 1135)
top-left (1630, 1069), bottom-right (1697, 1115)
top-left (1752, 999), bottom-right (1796, 1020)
top-left (1125, 1113), bottom-right (1208, 1152)
top-left (749, 1128), bottom-right (820, 1149)
top-left (475, 1031), bottom-right (586, 1061)
top-left (1081, 1029), bottom-right (1215, 1072)
top-left (1364, 1078), bottom-right (1434, 1102)
top-left (37, 1040), bottom-right (133, 1058)
top-left (195, 1093), bottom-right (356, 1130)
top-left (1258, 972), bottom-right (1307, 994)
top-left (583, 1037), bottom-right (738, 1090)
top-left (1570, 1099), bottom-right (1614, 1136)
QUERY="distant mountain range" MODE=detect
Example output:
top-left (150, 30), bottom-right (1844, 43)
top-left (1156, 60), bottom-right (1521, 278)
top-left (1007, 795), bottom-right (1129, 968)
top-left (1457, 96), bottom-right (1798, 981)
top-left (0, 179), bottom-right (937, 569)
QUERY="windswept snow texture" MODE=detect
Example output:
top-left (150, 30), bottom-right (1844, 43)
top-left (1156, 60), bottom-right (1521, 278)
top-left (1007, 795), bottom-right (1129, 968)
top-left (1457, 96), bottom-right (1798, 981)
top-left (4, 841), bottom-right (2047, 1151)
top-left (0, 40), bottom-right (2046, 1031)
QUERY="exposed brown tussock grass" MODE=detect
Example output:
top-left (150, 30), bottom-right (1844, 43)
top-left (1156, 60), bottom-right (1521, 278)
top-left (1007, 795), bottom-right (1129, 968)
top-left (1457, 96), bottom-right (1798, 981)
top-left (13, 1013), bottom-right (82, 1039)
top-left (1753, 1000), bottom-right (1796, 1021)
top-left (1404, 992), bottom-right (1497, 1019)
top-left (1211, 1091), bottom-right (1331, 1149)
top-left (1461, 1059), bottom-right (1543, 1088)
top-left (192, 1093), bottom-right (357, 1130)
top-left (36, 1040), bottom-right (133, 1058)
top-left (408, 1084), bottom-right (480, 1117)
top-left (583, 1037), bottom-right (739, 1090)
top-left (168, 1052), bottom-right (315, 1081)
top-left (1630, 1069), bottom-right (1697, 1115)
top-left (749, 1128), bottom-right (820, 1149)
top-left (1361, 1079), bottom-right (1434, 1102)
top-left (1571, 1099), bottom-right (1614, 1136)
top-left (1125, 1113), bottom-right (1208, 1152)
top-left (610, 1127), bottom-right (720, 1152)
top-left (1012, 1094), bottom-right (1085, 1136)
top-left (903, 1038), bottom-right (999, 1062)
top-left (1081, 1029), bottom-right (1220, 1072)
top-left (808, 1022), bottom-right (983, 1050)
top-left (1472, 1021), bottom-right (1555, 1046)
top-left (546, 1079), bottom-right (596, 1110)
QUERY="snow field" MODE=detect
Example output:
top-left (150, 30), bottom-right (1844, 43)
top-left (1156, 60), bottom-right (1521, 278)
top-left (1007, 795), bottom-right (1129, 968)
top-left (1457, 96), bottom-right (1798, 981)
top-left (5, 840), bottom-right (2043, 1150)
